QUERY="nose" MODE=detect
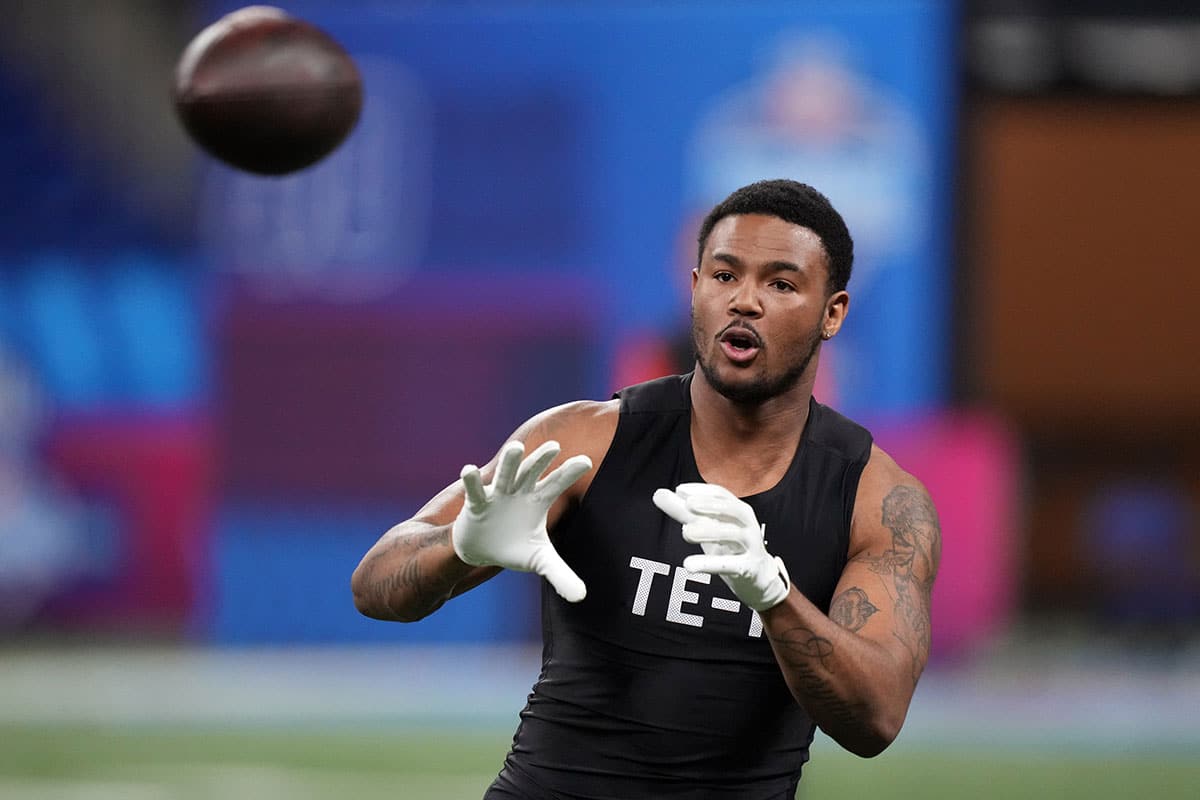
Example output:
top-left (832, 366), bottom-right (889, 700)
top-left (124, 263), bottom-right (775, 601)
top-left (728, 281), bottom-right (763, 318)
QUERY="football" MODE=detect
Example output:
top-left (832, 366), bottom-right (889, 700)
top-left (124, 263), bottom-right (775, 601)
top-left (172, 5), bottom-right (363, 175)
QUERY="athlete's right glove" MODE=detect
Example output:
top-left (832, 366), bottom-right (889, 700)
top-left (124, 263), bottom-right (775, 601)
top-left (452, 439), bottom-right (592, 602)
top-left (653, 482), bottom-right (791, 612)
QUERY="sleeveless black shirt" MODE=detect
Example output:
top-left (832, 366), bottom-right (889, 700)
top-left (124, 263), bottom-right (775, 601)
top-left (488, 373), bottom-right (873, 800)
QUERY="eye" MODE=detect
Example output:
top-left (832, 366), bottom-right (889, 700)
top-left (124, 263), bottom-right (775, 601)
top-left (770, 280), bottom-right (795, 292)
top-left (713, 271), bottom-right (735, 283)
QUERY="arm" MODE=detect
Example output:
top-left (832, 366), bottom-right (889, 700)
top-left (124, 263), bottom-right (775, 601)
top-left (759, 446), bottom-right (941, 756)
top-left (653, 446), bottom-right (941, 757)
top-left (350, 400), bottom-right (616, 622)
top-left (349, 481), bottom-right (497, 623)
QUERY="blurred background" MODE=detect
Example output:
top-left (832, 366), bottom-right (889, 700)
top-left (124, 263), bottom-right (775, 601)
top-left (1, 0), bottom-right (1198, 797)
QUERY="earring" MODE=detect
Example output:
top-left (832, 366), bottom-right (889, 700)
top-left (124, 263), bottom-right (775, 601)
top-left (821, 330), bottom-right (833, 340)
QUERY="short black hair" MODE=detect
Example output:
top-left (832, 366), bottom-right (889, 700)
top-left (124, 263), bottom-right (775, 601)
top-left (695, 179), bottom-right (854, 294)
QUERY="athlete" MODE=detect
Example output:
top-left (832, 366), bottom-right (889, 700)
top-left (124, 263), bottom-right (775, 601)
top-left (351, 179), bottom-right (942, 798)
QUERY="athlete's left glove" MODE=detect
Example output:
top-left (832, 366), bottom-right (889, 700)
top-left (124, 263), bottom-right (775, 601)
top-left (452, 439), bottom-right (592, 602)
top-left (652, 482), bottom-right (791, 612)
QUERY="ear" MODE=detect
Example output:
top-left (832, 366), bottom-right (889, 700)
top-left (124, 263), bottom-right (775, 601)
top-left (691, 267), bottom-right (700, 291)
top-left (821, 290), bottom-right (849, 340)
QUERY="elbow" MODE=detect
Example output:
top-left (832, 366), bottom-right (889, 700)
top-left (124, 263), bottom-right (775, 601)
top-left (350, 576), bottom-right (383, 620)
top-left (832, 709), bottom-right (905, 759)
top-left (350, 571), bottom-right (400, 622)
top-left (351, 590), bottom-right (380, 620)
top-left (843, 731), bottom-right (895, 760)
top-left (349, 571), bottom-right (435, 623)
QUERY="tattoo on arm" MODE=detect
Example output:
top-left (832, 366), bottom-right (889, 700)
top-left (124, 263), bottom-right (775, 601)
top-left (857, 485), bottom-right (942, 686)
top-left (829, 587), bottom-right (878, 632)
top-left (767, 625), bottom-right (863, 728)
top-left (764, 487), bottom-right (939, 732)
top-left (357, 527), bottom-right (455, 618)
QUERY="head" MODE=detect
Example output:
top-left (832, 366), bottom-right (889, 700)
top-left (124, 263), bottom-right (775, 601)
top-left (695, 179), bottom-right (854, 293)
top-left (690, 179), bottom-right (853, 405)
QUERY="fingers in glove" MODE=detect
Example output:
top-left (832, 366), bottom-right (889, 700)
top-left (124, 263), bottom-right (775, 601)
top-left (675, 482), bottom-right (736, 502)
top-left (493, 440), bottom-right (526, 495)
top-left (684, 496), bottom-right (759, 528)
top-left (529, 545), bottom-right (587, 602)
top-left (683, 553), bottom-right (752, 577)
top-left (460, 464), bottom-right (489, 513)
top-left (515, 440), bottom-right (562, 493)
top-left (676, 520), bottom-right (739, 551)
top-left (535, 454), bottom-right (593, 500)
top-left (652, 488), bottom-right (695, 524)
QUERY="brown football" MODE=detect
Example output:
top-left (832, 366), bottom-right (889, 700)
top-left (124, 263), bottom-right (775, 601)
top-left (172, 5), bottom-right (363, 175)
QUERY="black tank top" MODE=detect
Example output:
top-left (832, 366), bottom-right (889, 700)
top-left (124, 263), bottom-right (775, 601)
top-left (489, 373), bottom-right (873, 800)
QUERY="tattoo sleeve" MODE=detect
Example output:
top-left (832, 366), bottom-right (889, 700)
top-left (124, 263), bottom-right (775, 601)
top-left (858, 485), bottom-right (942, 685)
top-left (355, 527), bottom-right (458, 620)
top-left (761, 484), bottom-right (940, 752)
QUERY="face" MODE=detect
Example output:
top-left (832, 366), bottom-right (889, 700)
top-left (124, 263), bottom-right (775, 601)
top-left (691, 213), bottom-right (847, 405)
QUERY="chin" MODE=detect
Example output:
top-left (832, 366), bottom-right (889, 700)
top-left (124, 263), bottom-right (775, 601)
top-left (700, 361), bottom-right (779, 405)
top-left (699, 347), bottom-right (816, 406)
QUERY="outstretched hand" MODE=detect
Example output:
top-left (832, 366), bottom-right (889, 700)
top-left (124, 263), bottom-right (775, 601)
top-left (453, 440), bottom-right (592, 602)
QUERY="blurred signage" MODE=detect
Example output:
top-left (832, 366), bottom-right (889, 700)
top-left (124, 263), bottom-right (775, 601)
top-left (202, 0), bottom-right (957, 416)
top-left (970, 5), bottom-right (1200, 95)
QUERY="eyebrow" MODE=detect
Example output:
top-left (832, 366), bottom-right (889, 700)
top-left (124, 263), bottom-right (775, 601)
top-left (711, 251), bottom-right (803, 274)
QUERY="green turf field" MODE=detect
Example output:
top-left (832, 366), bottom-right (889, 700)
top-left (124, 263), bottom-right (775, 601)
top-left (3, 724), bottom-right (1198, 799)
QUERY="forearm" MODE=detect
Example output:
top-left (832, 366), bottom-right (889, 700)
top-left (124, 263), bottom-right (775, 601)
top-left (761, 590), bottom-right (911, 757)
top-left (351, 521), bottom-right (475, 622)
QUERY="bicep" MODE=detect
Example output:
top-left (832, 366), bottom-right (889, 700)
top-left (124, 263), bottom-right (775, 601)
top-left (833, 477), bottom-right (942, 688)
top-left (404, 398), bottom-right (616, 585)
top-left (406, 400), bottom-right (587, 530)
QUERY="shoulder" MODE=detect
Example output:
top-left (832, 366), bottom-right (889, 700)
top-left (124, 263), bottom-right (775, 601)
top-left (808, 400), bottom-right (873, 464)
top-left (513, 399), bottom-right (621, 476)
top-left (615, 373), bottom-right (692, 413)
top-left (849, 445), bottom-right (942, 561)
top-left (506, 399), bottom-right (618, 510)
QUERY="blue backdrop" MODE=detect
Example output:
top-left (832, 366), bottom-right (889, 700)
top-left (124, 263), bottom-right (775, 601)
top-left (192, 0), bottom-right (960, 643)
top-left (204, 0), bottom-right (959, 417)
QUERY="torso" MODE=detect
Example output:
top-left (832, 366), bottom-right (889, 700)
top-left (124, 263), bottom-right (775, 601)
top-left (491, 373), bottom-right (874, 799)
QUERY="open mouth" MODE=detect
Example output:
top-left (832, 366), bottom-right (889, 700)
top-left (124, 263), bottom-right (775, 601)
top-left (718, 326), bottom-right (762, 362)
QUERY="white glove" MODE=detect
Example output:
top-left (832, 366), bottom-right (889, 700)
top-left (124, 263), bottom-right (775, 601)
top-left (652, 482), bottom-right (791, 612)
top-left (452, 439), bottom-right (592, 602)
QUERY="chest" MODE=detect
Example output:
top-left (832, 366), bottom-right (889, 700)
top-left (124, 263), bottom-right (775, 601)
top-left (691, 442), bottom-right (801, 499)
top-left (553, 456), bottom-right (849, 656)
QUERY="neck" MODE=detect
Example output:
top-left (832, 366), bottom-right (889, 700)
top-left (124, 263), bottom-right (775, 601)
top-left (688, 367), bottom-right (815, 494)
top-left (690, 363), bottom-right (816, 432)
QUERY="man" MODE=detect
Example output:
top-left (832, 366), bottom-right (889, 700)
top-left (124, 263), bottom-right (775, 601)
top-left (351, 179), bottom-right (941, 798)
